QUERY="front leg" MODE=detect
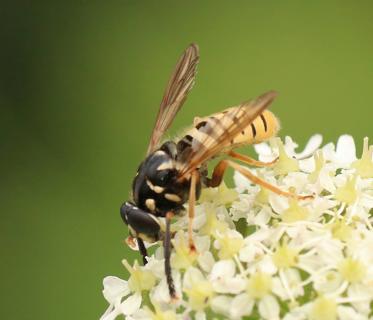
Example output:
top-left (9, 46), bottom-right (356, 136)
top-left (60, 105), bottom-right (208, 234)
top-left (164, 211), bottom-right (177, 300)
top-left (136, 238), bottom-right (148, 265)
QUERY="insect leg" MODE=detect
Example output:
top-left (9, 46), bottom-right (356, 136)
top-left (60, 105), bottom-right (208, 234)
top-left (227, 150), bottom-right (279, 167)
top-left (227, 160), bottom-right (313, 200)
top-left (188, 170), bottom-right (199, 252)
top-left (164, 211), bottom-right (177, 300)
top-left (206, 159), bottom-right (313, 200)
top-left (136, 237), bottom-right (148, 265)
top-left (204, 159), bottom-right (229, 188)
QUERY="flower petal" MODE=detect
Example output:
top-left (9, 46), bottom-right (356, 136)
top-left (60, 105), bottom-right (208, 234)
top-left (336, 134), bottom-right (357, 164)
top-left (102, 276), bottom-right (130, 304)
top-left (258, 295), bottom-right (280, 320)
top-left (229, 293), bottom-right (254, 319)
top-left (295, 134), bottom-right (323, 159)
top-left (337, 305), bottom-right (367, 320)
top-left (210, 295), bottom-right (232, 317)
top-left (254, 142), bottom-right (277, 162)
top-left (120, 293), bottom-right (142, 316)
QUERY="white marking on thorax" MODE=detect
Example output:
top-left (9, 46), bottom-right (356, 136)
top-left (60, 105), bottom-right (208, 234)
top-left (145, 198), bottom-right (156, 211)
top-left (157, 161), bottom-right (174, 171)
top-left (154, 150), bottom-right (166, 156)
top-left (164, 193), bottom-right (182, 202)
top-left (146, 179), bottom-right (165, 193)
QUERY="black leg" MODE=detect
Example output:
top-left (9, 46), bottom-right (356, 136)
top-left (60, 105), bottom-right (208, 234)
top-left (137, 237), bottom-right (148, 265)
top-left (164, 211), bottom-right (176, 299)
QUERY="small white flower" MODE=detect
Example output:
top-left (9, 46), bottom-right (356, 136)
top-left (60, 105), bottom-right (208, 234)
top-left (100, 276), bottom-right (141, 320)
top-left (272, 268), bottom-right (304, 300)
top-left (183, 267), bottom-right (214, 311)
top-left (312, 270), bottom-right (344, 294)
top-left (214, 229), bottom-right (244, 259)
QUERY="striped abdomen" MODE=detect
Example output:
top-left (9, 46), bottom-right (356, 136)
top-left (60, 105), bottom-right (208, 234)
top-left (182, 109), bottom-right (279, 150)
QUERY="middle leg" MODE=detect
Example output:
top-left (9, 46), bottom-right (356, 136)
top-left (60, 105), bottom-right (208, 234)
top-left (188, 170), bottom-right (199, 252)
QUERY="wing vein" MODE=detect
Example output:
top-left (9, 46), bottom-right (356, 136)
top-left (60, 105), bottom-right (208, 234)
top-left (178, 91), bottom-right (278, 177)
top-left (147, 44), bottom-right (199, 154)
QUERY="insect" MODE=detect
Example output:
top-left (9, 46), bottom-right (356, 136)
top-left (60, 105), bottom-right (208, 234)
top-left (120, 44), bottom-right (311, 299)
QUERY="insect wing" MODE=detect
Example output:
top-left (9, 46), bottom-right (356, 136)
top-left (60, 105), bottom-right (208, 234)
top-left (147, 44), bottom-right (200, 154)
top-left (178, 91), bottom-right (278, 177)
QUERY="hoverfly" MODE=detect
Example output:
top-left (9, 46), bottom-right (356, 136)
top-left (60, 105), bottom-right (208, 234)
top-left (120, 44), bottom-right (311, 299)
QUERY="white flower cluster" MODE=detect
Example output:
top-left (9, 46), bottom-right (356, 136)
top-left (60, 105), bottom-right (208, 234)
top-left (101, 135), bottom-right (373, 320)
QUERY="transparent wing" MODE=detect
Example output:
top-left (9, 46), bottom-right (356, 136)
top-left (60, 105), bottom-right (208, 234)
top-left (178, 91), bottom-right (278, 177)
top-left (147, 44), bottom-right (199, 154)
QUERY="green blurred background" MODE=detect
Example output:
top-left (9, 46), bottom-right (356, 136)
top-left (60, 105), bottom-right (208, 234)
top-left (1, 1), bottom-right (373, 319)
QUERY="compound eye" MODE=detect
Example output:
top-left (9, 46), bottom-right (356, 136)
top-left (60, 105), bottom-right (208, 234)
top-left (120, 203), bottom-right (161, 239)
top-left (120, 202), bottom-right (132, 225)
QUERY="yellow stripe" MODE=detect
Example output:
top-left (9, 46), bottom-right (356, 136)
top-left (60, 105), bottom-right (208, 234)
top-left (187, 109), bottom-right (279, 149)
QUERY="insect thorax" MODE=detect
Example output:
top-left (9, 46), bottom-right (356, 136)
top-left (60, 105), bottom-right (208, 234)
top-left (132, 141), bottom-right (191, 217)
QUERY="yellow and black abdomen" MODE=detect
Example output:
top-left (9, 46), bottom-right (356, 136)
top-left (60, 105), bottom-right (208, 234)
top-left (192, 109), bottom-right (280, 147)
top-left (234, 109), bottom-right (280, 145)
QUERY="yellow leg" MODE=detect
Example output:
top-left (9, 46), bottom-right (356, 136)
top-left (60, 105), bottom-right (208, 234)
top-left (228, 160), bottom-right (313, 200)
top-left (188, 171), bottom-right (199, 252)
top-left (227, 150), bottom-right (279, 167)
top-left (205, 160), bottom-right (229, 188)
top-left (206, 158), bottom-right (313, 200)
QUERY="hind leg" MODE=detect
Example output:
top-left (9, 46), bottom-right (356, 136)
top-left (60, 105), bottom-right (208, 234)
top-left (205, 158), bottom-right (313, 200)
top-left (227, 150), bottom-right (278, 167)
